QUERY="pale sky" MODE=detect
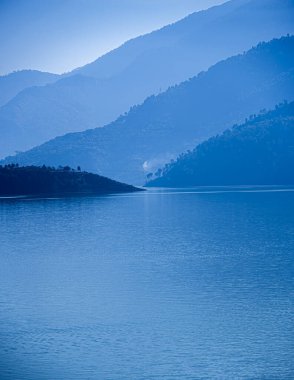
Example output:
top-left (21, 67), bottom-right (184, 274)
top-left (0, 0), bottom-right (227, 75)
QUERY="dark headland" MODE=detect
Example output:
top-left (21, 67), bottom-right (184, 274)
top-left (0, 165), bottom-right (143, 196)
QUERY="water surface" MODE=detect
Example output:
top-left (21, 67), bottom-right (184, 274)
top-left (0, 187), bottom-right (293, 379)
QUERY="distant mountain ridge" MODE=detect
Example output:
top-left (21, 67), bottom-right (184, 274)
top-left (0, 0), bottom-right (294, 157)
top-left (2, 36), bottom-right (294, 185)
top-left (74, 0), bottom-right (294, 84)
top-left (0, 70), bottom-right (60, 107)
top-left (146, 101), bottom-right (294, 186)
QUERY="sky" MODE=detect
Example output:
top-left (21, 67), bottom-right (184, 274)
top-left (0, 0), bottom-right (227, 75)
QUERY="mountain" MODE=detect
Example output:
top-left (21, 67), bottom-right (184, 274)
top-left (146, 101), bottom-right (294, 187)
top-left (0, 70), bottom-right (59, 107)
top-left (0, 75), bottom-right (110, 156)
top-left (1, 0), bottom-right (294, 157)
top-left (2, 36), bottom-right (294, 185)
top-left (0, 165), bottom-right (141, 196)
top-left (74, 0), bottom-right (294, 85)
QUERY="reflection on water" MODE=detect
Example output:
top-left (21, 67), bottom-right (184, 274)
top-left (0, 188), bottom-right (293, 379)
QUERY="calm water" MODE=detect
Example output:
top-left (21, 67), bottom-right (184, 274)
top-left (0, 188), bottom-right (293, 380)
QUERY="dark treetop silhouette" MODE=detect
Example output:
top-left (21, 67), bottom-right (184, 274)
top-left (0, 165), bottom-right (142, 196)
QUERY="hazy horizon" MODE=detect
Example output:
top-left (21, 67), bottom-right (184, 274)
top-left (0, 0), bottom-right (227, 76)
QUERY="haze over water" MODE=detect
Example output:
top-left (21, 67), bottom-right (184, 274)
top-left (0, 188), bottom-right (293, 379)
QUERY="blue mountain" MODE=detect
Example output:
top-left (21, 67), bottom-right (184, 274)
top-left (2, 36), bottom-right (294, 185)
top-left (0, 0), bottom-right (293, 157)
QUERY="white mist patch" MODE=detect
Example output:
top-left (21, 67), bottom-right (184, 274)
top-left (142, 154), bottom-right (175, 173)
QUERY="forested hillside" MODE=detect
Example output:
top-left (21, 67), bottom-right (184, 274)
top-left (147, 101), bottom-right (294, 187)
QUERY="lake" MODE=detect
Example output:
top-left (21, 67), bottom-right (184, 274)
top-left (0, 187), bottom-right (293, 379)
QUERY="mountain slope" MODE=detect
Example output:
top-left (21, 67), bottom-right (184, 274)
top-left (0, 70), bottom-right (59, 107)
top-left (1, 0), bottom-right (294, 157)
top-left (3, 36), bottom-right (294, 185)
top-left (0, 75), bottom-right (116, 156)
top-left (75, 0), bottom-right (294, 85)
top-left (146, 101), bottom-right (294, 187)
